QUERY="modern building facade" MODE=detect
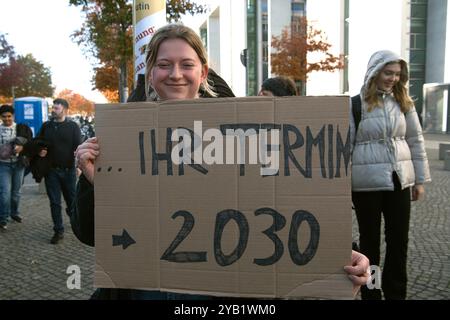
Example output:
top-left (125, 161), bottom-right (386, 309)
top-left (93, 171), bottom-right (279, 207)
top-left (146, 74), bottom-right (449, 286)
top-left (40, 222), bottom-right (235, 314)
top-left (198, 0), bottom-right (314, 96)
top-left (422, 0), bottom-right (450, 133)
top-left (197, 0), bottom-right (247, 97)
top-left (194, 0), bottom-right (449, 132)
top-left (196, 0), bottom-right (356, 96)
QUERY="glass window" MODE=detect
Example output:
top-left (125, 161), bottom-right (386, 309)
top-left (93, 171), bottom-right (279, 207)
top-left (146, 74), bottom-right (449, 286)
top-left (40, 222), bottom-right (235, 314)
top-left (292, 2), bottom-right (305, 13)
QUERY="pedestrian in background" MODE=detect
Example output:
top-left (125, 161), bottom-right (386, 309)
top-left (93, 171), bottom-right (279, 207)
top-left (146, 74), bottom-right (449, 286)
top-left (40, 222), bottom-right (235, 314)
top-left (36, 98), bottom-right (82, 244)
top-left (0, 104), bottom-right (33, 230)
top-left (258, 76), bottom-right (298, 96)
top-left (350, 50), bottom-right (431, 300)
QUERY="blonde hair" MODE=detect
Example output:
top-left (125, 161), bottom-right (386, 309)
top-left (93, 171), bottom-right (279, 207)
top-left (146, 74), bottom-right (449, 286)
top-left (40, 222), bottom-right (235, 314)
top-left (144, 24), bottom-right (216, 100)
top-left (365, 61), bottom-right (414, 113)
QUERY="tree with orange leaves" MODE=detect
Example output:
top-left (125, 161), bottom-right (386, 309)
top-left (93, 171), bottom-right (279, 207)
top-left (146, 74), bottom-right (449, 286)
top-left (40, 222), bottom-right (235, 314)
top-left (94, 62), bottom-right (134, 103)
top-left (56, 89), bottom-right (95, 116)
top-left (271, 17), bottom-right (344, 95)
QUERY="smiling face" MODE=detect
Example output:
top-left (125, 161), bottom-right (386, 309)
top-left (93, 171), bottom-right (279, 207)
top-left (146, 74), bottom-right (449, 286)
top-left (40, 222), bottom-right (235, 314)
top-left (376, 62), bottom-right (401, 93)
top-left (149, 38), bottom-right (208, 100)
top-left (0, 112), bottom-right (14, 127)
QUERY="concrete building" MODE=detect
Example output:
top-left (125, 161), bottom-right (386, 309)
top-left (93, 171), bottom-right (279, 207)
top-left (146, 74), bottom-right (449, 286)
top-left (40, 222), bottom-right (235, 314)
top-left (197, 0), bottom-right (312, 96)
top-left (195, 0), bottom-right (402, 96)
top-left (192, 0), bottom-right (449, 132)
top-left (422, 0), bottom-right (450, 133)
top-left (197, 0), bottom-right (247, 97)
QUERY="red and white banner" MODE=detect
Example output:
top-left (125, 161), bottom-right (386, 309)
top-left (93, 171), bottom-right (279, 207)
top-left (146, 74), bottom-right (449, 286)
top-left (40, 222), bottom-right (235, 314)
top-left (133, 0), bottom-right (166, 82)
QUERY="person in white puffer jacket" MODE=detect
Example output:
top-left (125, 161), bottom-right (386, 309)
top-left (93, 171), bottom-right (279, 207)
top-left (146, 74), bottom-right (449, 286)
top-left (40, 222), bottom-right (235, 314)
top-left (350, 50), bottom-right (431, 300)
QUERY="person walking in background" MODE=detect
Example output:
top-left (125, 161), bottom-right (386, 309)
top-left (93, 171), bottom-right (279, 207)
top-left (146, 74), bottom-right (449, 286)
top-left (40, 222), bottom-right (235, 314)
top-left (0, 104), bottom-right (33, 230)
top-left (37, 98), bottom-right (82, 244)
top-left (258, 76), bottom-right (298, 96)
top-left (350, 50), bottom-right (431, 300)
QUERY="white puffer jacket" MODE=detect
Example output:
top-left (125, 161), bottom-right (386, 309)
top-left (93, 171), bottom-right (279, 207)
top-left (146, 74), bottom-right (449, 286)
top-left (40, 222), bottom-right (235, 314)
top-left (350, 51), bottom-right (431, 191)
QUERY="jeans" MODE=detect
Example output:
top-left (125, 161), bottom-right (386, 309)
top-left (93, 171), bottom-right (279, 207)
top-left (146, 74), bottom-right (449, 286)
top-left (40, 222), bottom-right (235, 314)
top-left (44, 167), bottom-right (77, 233)
top-left (0, 161), bottom-right (25, 224)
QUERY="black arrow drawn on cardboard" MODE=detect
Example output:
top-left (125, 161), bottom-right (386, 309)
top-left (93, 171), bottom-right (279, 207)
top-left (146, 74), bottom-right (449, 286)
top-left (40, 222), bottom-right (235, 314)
top-left (112, 229), bottom-right (136, 250)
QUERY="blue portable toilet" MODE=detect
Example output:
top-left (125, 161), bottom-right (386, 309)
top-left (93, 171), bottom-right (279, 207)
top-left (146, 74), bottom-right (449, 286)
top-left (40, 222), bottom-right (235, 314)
top-left (13, 97), bottom-right (49, 137)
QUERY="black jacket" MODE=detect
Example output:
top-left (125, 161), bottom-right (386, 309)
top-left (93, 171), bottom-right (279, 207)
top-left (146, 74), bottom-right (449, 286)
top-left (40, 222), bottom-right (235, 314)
top-left (37, 119), bottom-right (82, 169)
top-left (10, 123), bottom-right (52, 182)
top-left (16, 123), bottom-right (33, 143)
top-left (13, 123), bottom-right (33, 158)
top-left (25, 137), bottom-right (51, 183)
top-left (0, 123), bottom-right (32, 163)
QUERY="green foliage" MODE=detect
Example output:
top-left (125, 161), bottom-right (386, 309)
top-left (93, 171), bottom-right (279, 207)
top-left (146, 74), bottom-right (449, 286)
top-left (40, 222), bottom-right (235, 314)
top-left (9, 54), bottom-right (54, 97)
top-left (0, 33), bottom-right (15, 62)
top-left (166, 0), bottom-right (207, 22)
top-left (0, 34), bottom-right (54, 98)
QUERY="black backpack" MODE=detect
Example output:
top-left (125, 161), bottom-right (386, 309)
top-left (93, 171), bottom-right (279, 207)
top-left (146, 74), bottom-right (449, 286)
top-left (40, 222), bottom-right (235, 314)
top-left (351, 94), bottom-right (362, 133)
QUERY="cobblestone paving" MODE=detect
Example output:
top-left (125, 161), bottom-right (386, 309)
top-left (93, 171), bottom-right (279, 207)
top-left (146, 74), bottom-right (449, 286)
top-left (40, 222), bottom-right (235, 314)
top-left (0, 184), bottom-right (95, 300)
top-left (352, 147), bottom-right (450, 300)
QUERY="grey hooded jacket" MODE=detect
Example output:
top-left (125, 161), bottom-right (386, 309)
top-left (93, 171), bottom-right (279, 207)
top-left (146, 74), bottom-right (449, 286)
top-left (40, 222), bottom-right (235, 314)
top-left (350, 50), bottom-right (431, 191)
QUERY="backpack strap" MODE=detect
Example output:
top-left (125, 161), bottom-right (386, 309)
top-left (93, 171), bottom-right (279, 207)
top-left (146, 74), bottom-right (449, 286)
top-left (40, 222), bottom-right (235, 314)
top-left (351, 95), bottom-right (408, 134)
top-left (351, 94), bottom-right (362, 133)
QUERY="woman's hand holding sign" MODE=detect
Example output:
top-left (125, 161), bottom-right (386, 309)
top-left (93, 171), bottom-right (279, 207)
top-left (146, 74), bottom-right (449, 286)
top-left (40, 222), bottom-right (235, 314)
top-left (75, 137), bottom-right (99, 184)
top-left (346, 250), bottom-right (370, 296)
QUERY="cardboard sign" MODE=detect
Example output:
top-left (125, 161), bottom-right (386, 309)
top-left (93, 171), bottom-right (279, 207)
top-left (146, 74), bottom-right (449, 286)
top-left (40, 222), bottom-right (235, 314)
top-left (94, 96), bottom-right (353, 299)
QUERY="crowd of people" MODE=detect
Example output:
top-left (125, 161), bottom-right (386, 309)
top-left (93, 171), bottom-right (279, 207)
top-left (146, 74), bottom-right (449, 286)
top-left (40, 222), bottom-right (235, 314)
top-left (0, 23), bottom-right (430, 301)
top-left (70, 115), bottom-right (95, 142)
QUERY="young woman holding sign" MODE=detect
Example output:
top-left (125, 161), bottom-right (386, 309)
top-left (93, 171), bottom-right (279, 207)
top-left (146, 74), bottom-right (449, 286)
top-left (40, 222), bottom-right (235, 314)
top-left (72, 24), bottom-right (369, 300)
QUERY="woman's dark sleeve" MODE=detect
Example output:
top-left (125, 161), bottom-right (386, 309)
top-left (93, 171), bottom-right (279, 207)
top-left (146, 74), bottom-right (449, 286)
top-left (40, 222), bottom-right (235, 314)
top-left (71, 174), bottom-right (95, 247)
top-left (127, 74), bottom-right (146, 102)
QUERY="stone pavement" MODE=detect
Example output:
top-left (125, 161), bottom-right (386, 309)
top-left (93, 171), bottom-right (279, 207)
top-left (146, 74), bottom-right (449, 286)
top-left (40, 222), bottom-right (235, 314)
top-left (0, 182), bottom-right (95, 300)
top-left (0, 134), bottom-right (449, 300)
top-left (352, 133), bottom-right (450, 299)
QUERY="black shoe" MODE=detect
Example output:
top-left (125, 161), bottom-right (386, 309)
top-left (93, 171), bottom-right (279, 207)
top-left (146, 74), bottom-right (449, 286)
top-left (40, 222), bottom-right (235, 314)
top-left (0, 222), bottom-right (7, 231)
top-left (50, 232), bottom-right (64, 244)
top-left (11, 215), bottom-right (22, 223)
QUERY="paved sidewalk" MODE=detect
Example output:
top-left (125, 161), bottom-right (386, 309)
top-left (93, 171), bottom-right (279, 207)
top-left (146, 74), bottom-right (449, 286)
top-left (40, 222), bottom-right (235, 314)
top-left (0, 182), bottom-right (95, 300)
top-left (352, 133), bottom-right (450, 299)
top-left (0, 134), bottom-right (449, 300)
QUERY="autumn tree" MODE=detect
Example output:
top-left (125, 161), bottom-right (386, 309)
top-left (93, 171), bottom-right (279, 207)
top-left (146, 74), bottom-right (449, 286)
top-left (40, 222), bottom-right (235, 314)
top-left (0, 33), bottom-right (22, 100)
top-left (1, 34), bottom-right (54, 98)
top-left (271, 17), bottom-right (344, 95)
top-left (56, 89), bottom-right (95, 116)
top-left (69, 0), bottom-right (207, 103)
top-left (94, 60), bottom-right (134, 103)
top-left (0, 33), bottom-right (15, 62)
top-left (0, 53), bottom-right (54, 98)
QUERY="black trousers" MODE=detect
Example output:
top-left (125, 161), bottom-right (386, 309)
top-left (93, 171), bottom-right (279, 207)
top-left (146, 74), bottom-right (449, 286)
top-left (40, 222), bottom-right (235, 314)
top-left (352, 173), bottom-right (411, 300)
